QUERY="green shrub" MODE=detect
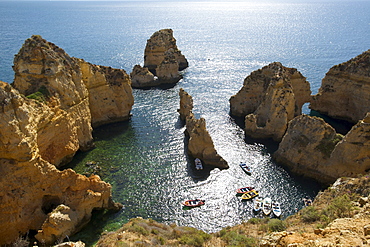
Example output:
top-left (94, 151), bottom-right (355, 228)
top-left (247, 218), bottom-right (262, 225)
top-left (268, 219), bottom-right (286, 232)
top-left (26, 85), bottom-right (50, 103)
top-left (300, 206), bottom-right (321, 223)
top-left (324, 194), bottom-right (353, 219)
top-left (219, 230), bottom-right (256, 247)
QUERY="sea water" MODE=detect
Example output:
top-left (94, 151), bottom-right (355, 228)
top-left (0, 1), bottom-right (369, 245)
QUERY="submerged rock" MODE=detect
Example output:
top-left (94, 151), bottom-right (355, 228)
top-left (230, 62), bottom-right (311, 141)
top-left (310, 49), bottom-right (370, 123)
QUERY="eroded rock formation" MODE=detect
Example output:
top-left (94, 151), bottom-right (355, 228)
top-left (274, 114), bottom-right (370, 185)
top-left (130, 65), bottom-right (156, 88)
top-left (310, 49), bottom-right (370, 123)
top-left (144, 29), bottom-right (188, 74)
top-left (230, 62), bottom-right (311, 141)
top-left (178, 88), bottom-right (228, 169)
top-left (0, 35), bottom-right (129, 245)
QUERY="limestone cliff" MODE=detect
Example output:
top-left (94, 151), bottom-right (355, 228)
top-left (0, 35), bottom-right (130, 245)
top-left (130, 64), bottom-right (156, 88)
top-left (178, 88), bottom-right (228, 169)
top-left (310, 49), bottom-right (370, 123)
top-left (0, 81), bottom-right (119, 245)
top-left (230, 62), bottom-right (311, 142)
top-left (77, 58), bottom-right (134, 127)
top-left (144, 29), bottom-right (188, 74)
top-left (178, 88), bottom-right (193, 121)
top-left (274, 114), bottom-right (370, 185)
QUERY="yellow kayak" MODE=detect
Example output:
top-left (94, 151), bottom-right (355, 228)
top-left (241, 189), bottom-right (258, 200)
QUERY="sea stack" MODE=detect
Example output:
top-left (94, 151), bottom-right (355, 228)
top-left (230, 62), bottom-right (311, 141)
top-left (310, 49), bottom-right (370, 123)
top-left (178, 88), bottom-right (228, 169)
top-left (144, 29), bottom-right (188, 74)
top-left (0, 35), bottom-right (131, 245)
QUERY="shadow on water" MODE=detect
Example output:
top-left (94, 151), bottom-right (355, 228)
top-left (310, 110), bottom-right (354, 135)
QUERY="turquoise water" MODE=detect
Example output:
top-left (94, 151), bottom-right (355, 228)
top-left (1, 1), bottom-right (369, 244)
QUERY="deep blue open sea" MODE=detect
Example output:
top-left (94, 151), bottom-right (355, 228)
top-left (1, 0), bottom-right (369, 244)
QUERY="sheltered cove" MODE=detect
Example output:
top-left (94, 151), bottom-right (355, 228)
top-left (0, 30), bottom-right (369, 246)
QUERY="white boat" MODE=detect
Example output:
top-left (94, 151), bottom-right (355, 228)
top-left (253, 197), bottom-right (263, 213)
top-left (272, 201), bottom-right (282, 217)
top-left (195, 158), bottom-right (203, 170)
top-left (239, 162), bottom-right (251, 175)
top-left (262, 197), bottom-right (272, 215)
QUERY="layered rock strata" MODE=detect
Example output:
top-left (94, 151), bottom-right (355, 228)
top-left (274, 113), bottom-right (370, 185)
top-left (130, 65), bottom-right (156, 88)
top-left (230, 62), bottom-right (311, 142)
top-left (0, 35), bottom-right (130, 245)
top-left (178, 88), bottom-right (228, 169)
top-left (144, 29), bottom-right (188, 74)
top-left (310, 49), bottom-right (370, 123)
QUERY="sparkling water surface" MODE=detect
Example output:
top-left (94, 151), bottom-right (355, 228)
top-left (0, 1), bottom-right (369, 244)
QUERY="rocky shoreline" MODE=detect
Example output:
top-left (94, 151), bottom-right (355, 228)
top-left (0, 30), bottom-right (369, 246)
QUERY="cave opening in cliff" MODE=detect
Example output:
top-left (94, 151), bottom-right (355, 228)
top-left (41, 195), bottom-right (61, 215)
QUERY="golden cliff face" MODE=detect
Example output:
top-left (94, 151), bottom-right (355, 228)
top-left (178, 88), bottom-right (228, 169)
top-left (310, 49), bottom-right (370, 123)
top-left (274, 114), bottom-right (370, 185)
top-left (77, 59), bottom-right (134, 128)
top-left (144, 29), bottom-right (188, 74)
top-left (0, 35), bottom-right (131, 245)
top-left (230, 62), bottom-right (311, 142)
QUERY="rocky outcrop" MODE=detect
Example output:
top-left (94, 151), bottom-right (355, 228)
top-left (274, 114), bottom-right (370, 185)
top-left (310, 49), bottom-right (370, 123)
top-left (77, 59), bottom-right (134, 127)
top-left (230, 62), bottom-right (311, 141)
top-left (178, 88), bottom-right (228, 169)
top-left (130, 65), bottom-right (156, 88)
top-left (155, 48), bottom-right (183, 84)
top-left (144, 29), bottom-right (188, 74)
top-left (0, 35), bottom-right (127, 245)
top-left (273, 115), bottom-right (341, 184)
top-left (131, 48), bottom-right (183, 88)
top-left (178, 88), bottom-right (193, 121)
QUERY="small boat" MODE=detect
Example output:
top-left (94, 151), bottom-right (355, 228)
top-left (236, 186), bottom-right (254, 194)
top-left (195, 158), bottom-right (203, 170)
top-left (182, 199), bottom-right (205, 207)
top-left (239, 162), bottom-right (251, 175)
top-left (241, 189), bottom-right (259, 200)
top-left (253, 197), bottom-right (264, 212)
top-left (262, 197), bottom-right (272, 215)
top-left (272, 201), bottom-right (282, 217)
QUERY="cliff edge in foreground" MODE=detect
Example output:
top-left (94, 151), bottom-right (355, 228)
top-left (0, 35), bottom-right (133, 245)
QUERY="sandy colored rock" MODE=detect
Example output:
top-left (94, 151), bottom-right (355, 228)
top-left (77, 59), bottom-right (134, 127)
top-left (178, 89), bottom-right (228, 169)
top-left (144, 29), bottom-right (188, 74)
top-left (230, 62), bottom-right (311, 118)
top-left (274, 113), bottom-right (370, 185)
top-left (310, 49), bottom-right (370, 123)
top-left (231, 62), bottom-right (310, 141)
top-left (155, 48), bottom-right (183, 84)
top-left (130, 64), bottom-right (156, 88)
top-left (177, 88), bottom-right (193, 121)
top-left (0, 35), bottom-right (127, 245)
